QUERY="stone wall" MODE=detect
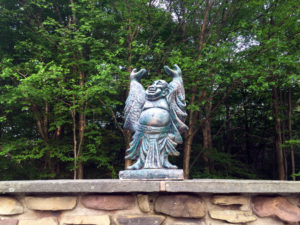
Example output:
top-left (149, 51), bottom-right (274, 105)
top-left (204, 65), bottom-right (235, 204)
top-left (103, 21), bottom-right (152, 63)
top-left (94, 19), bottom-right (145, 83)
top-left (0, 180), bottom-right (299, 225)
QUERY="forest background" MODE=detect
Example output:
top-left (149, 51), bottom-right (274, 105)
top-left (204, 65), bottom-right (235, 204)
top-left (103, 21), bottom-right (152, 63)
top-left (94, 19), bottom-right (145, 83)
top-left (0, 0), bottom-right (299, 180)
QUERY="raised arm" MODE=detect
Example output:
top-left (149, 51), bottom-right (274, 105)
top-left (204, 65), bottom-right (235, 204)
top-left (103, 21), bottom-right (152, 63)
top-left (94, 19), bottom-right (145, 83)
top-left (130, 68), bottom-right (146, 81)
top-left (164, 64), bottom-right (182, 80)
top-left (123, 68), bottom-right (147, 132)
top-left (164, 64), bottom-right (188, 137)
top-left (164, 64), bottom-right (184, 96)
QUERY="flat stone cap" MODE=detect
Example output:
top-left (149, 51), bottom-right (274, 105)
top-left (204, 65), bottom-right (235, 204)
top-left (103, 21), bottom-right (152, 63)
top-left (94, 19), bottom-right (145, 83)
top-left (0, 179), bottom-right (299, 194)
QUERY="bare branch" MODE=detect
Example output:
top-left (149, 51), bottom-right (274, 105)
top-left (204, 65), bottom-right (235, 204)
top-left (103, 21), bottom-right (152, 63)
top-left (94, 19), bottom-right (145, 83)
top-left (99, 99), bottom-right (125, 135)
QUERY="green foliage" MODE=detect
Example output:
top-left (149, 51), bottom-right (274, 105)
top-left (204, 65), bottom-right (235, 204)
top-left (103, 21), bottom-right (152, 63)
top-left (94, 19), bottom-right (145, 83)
top-left (191, 148), bottom-right (258, 179)
top-left (0, 0), bottom-right (299, 180)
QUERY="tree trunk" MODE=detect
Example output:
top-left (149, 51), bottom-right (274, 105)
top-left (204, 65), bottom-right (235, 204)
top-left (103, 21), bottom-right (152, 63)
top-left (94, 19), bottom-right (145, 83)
top-left (32, 103), bottom-right (56, 174)
top-left (202, 98), bottom-right (213, 173)
top-left (207, 117), bottom-right (213, 172)
top-left (78, 163), bottom-right (84, 179)
top-left (124, 130), bottom-right (132, 169)
top-left (77, 111), bottom-right (85, 179)
top-left (243, 100), bottom-right (251, 164)
top-left (280, 90), bottom-right (288, 179)
top-left (183, 0), bottom-right (210, 176)
top-left (76, 72), bottom-right (86, 179)
top-left (183, 128), bottom-right (195, 179)
top-left (183, 86), bottom-right (197, 179)
top-left (175, 0), bottom-right (237, 178)
top-left (272, 87), bottom-right (285, 180)
top-left (225, 102), bottom-right (232, 154)
top-left (71, 99), bottom-right (77, 180)
top-left (288, 88), bottom-right (295, 180)
top-left (202, 121), bottom-right (210, 173)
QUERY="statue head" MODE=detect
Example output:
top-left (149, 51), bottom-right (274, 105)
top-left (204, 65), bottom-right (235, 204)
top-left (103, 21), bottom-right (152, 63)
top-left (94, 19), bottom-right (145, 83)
top-left (146, 80), bottom-right (169, 101)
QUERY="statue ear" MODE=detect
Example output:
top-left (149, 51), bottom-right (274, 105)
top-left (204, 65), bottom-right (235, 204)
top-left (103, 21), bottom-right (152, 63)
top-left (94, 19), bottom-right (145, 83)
top-left (163, 88), bottom-right (169, 96)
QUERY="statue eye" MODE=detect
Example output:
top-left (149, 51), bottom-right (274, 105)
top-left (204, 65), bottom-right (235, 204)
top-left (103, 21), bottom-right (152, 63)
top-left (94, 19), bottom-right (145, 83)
top-left (157, 81), bottom-right (163, 85)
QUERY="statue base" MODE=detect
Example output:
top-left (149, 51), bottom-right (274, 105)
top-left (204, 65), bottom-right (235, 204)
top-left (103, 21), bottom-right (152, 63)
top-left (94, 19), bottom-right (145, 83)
top-left (119, 169), bottom-right (184, 180)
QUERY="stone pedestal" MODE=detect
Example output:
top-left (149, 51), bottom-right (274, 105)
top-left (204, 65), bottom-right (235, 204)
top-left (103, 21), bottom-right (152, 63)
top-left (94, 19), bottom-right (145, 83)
top-left (119, 169), bottom-right (184, 180)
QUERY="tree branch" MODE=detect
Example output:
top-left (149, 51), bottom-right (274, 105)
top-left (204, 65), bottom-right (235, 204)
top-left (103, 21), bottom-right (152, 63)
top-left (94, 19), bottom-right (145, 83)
top-left (99, 99), bottom-right (125, 135)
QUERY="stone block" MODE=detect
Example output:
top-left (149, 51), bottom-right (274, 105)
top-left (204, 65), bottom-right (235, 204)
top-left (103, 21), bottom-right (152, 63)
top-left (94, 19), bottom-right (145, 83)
top-left (167, 222), bottom-right (204, 225)
top-left (0, 180), bottom-right (162, 193)
top-left (113, 215), bottom-right (165, 225)
top-left (252, 196), bottom-right (300, 223)
top-left (25, 196), bottom-right (77, 211)
top-left (205, 220), bottom-right (235, 225)
top-left (1, 180), bottom-right (300, 194)
top-left (0, 197), bottom-right (23, 215)
top-left (81, 195), bottom-right (135, 210)
top-left (137, 194), bottom-right (151, 212)
top-left (19, 217), bottom-right (58, 225)
top-left (60, 215), bottom-right (110, 225)
top-left (0, 218), bottom-right (19, 225)
top-left (209, 210), bottom-right (256, 223)
top-left (165, 218), bottom-right (205, 225)
top-left (247, 217), bottom-right (284, 225)
top-left (155, 194), bottom-right (206, 218)
top-left (212, 195), bottom-right (249, 206)
top-left (164, 180), bottom-right (300, 193)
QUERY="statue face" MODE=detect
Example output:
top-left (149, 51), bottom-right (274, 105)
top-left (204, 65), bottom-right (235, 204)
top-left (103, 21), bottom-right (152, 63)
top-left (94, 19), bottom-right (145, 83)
top-left (146, 80), bottom-right (168, 101)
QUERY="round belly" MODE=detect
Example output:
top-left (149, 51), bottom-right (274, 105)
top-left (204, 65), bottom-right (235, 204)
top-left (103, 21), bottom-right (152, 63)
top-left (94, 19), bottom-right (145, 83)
top-left (139, 108), bottom-right (170, 127)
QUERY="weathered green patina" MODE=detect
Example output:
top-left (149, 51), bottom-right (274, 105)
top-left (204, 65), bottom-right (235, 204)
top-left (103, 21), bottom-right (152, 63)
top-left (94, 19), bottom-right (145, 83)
top-left (119, 65), bottom-right (188, 179)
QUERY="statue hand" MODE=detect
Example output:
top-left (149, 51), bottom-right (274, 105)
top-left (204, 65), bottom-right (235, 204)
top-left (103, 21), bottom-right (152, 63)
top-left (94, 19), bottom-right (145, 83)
top-left (130, 68), bottom-right (146, 81)
top-left (164, 64), bottom-right (182, 78)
